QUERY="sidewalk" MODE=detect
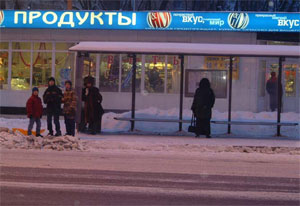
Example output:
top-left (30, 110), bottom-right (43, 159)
top-left (78, 133), bottom-right (300, 149)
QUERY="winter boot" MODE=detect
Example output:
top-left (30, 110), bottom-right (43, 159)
top-left (36, 134), bottom-right (43, 138)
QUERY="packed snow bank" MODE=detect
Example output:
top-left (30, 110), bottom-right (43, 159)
top-left (0, 107), bottom-right (299, 138)
top-left (0, 129), bottom-right (87, 151)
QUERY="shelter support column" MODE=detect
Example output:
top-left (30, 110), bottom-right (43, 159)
top-left (75, 52), bottom-right (84, 130)
top-left (130, 54), bottom-right (137, 131)
top-left (179, 55), bottom-right (184, 132)
top-left (277, 57), bottom-right (284, 136)
top-left (227, 56), bottom-right (233, 134)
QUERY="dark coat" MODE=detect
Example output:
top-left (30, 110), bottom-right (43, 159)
top-left (26, 95), bottom-right (43, 118)
top-left (43, 85), bottom-right (63, 113)
top-left (191, 86), bottom-right (215, 119)
top-left (82, 87), bottom-right (104, 123)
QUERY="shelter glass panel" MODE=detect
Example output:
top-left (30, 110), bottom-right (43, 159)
top-left (99, 54), bottom-right (119, 92)
top-left (11, 52), bottom-right (30, 90)
top-left (145, 55), bottom-right (165, 93)
top-left (55, 42), bottom-right (75, 51)
top-left (55, 52), bottom-right (75, 88)
top-left (0, 52), bottom-right (9, 89)
top-left (121, 55), bottom-right (142, 92)
top-left (167, 55), bottom-right (181, 93)
top-left (83, 54), bottom-right (96, 79)
top-left (32, 52), bottom-right (52, 88)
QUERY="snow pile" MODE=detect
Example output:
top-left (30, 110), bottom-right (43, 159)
top-left (0, 129), bottom-right (86, 151)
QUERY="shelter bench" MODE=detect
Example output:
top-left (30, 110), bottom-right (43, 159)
top-left (114, 117), bottom-right (298, 127)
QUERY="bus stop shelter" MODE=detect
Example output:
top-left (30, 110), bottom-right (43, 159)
top-left (69, 42), bottom-right (300, 136)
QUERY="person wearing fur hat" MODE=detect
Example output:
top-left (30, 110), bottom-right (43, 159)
top-left (26, 87), bottom-right (43, 137)
top-left (43, 77), bottom-right (63, 136)
top-left (62, 80), bottom-right (77, 136)
top-left (82, 76), bottom-right (104, 135)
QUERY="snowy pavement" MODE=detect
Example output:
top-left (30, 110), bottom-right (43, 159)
top-left (0, 107), bottom-right (299, 139)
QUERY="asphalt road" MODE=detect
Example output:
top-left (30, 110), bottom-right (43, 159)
top-left (1, 166), bottom-right (299, 206)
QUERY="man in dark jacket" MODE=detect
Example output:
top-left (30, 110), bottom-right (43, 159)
top-left (43, 77), bottom-right (63, 136)
top-left (26, 87), bottom-right (43, 137)
top-left (82, 76), bottom-right (104, 135)
top-left (266, 72), bottom-right (280, 112)
top-left (191, 78), bottom-right (215, 138)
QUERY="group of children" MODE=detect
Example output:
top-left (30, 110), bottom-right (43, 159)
top-left (26, 77), bottom-right (77, 137)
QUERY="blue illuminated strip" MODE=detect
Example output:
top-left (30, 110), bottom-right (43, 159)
top-left (0, 10), bottom-right (299, 32)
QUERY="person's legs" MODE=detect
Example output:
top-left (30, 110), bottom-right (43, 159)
top-left (64, 115), bottom-right (70, 135)
top-left (47, 113), bottom-right (53, 135)
top-left (70, 118), bottom-right (75, 136)
top-left (54, 113), bottom-right (61, 136)
top-left (195, 118), bottom-right (201, 137)
top-left (27, 118), bottom-right (35, 135)
top-left (204, 118), bottom-right (211, 138)
top-left (36, 118), bottom-right (41, 136)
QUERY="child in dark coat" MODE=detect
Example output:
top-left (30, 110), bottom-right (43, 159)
top-left (26, 87), bottom-right (43, 137)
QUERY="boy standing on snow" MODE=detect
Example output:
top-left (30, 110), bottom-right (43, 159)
top-left (62, 80), bottom-right (77, 136)
top-left (26, 87), bottom-right (43, 137)
top-left (43, 77), bottom-right (63, 136)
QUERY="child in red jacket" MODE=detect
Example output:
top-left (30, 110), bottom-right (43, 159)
top-left (26, 87), bottom-right (43, 137)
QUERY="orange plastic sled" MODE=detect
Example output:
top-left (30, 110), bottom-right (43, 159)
top-left (12, 128), bottom-right (45, 136)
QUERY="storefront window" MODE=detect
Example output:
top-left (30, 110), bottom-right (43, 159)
top-left (167, 56), bottom-right (180, 93)
top-left (12, 42), bottom-right (31, 50)
top-left (185, 70), bottom-right (227, 98)
top-left (83, 54), bottom-right (96, 79)
top-left (145, 55), bottom-right (165, 93)
top-left (99, 54), bottom-right (119, 92)
top-left (284, 63), bottom-right (298, 97)
top-left (0, 52), bottom-right (9, 89)
top-left (55, 42), bottom-right (75, 50)
top-left (34, 42), bottom-right (52, 50)
top-left (32, 52), bottom-right (52, 88)
top-left (121, 55), bottom-right (142, 92)
top-left (0, 42), bottom-right (9, 50)
top-left (55, 52), bottom-right (75, 88)
top-left (11, 52), bottom-right (30, 90)
top-left (204, 56), bottom-right (239, 80)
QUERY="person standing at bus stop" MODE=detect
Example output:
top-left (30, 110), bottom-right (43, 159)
top-left (266, 72), bottom-right (280, 112)
top-left (43, 77), bottom-right (63, 136)
top-left (82, 76), bottom-right (104, 135)
top-left (191, 78), bottom-right (215, 138)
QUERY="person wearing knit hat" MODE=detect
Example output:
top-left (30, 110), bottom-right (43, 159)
top-left (43, 77), bottom-right (63, 136)
top-left (26, 87), bottom-right (43, 137)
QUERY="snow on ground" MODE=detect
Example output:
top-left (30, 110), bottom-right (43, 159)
top-left (0, 107), bottom-right (299, 139)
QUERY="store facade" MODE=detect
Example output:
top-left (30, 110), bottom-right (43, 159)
top-left (0, 11), bottom-right (299, 114)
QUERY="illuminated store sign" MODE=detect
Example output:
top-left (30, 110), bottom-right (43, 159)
top-left (0, 10), bottom-right (299, 32)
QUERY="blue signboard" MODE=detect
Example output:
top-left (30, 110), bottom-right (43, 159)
top-left (0, 10), bottom-right (299, 32)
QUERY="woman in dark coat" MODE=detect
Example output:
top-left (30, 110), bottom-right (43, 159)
top-left (82, 76), bottom-right (104, 135)
top-left (191, 78), bottom-right (215, 138)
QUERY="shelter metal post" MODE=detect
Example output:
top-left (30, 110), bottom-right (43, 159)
top-left (130, 54), bottom-right (137, 131)
top-left (75, 52), bottom-right (84, 131)
top-left (227, 56), bottom-right (233, 134)
top-left (179, 55), bottom-right (184, 132)
top-left (277, 57), bottom-right (284, 136)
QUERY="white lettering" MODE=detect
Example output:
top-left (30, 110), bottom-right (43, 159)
top-left (105, 12), bottom-right (117, 25)
top-left (58, 12), bottom-right (75, 27)
top-left (42, 12), bottom-right (58, 24)
top-left (182, 16), bottom-right (193, 23)
top-left (90, 12), bottom-right (104, 25)
top-left (132, 13), bottom-right (136, 25)
top-left (14, 11), bottom-right (27, 24)
top-left (29, 11), bottom-right (41, 24)
top-left (118, 13), bottom-right (132, 25)
top-left (76, 12), bottom-right (89, 25)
